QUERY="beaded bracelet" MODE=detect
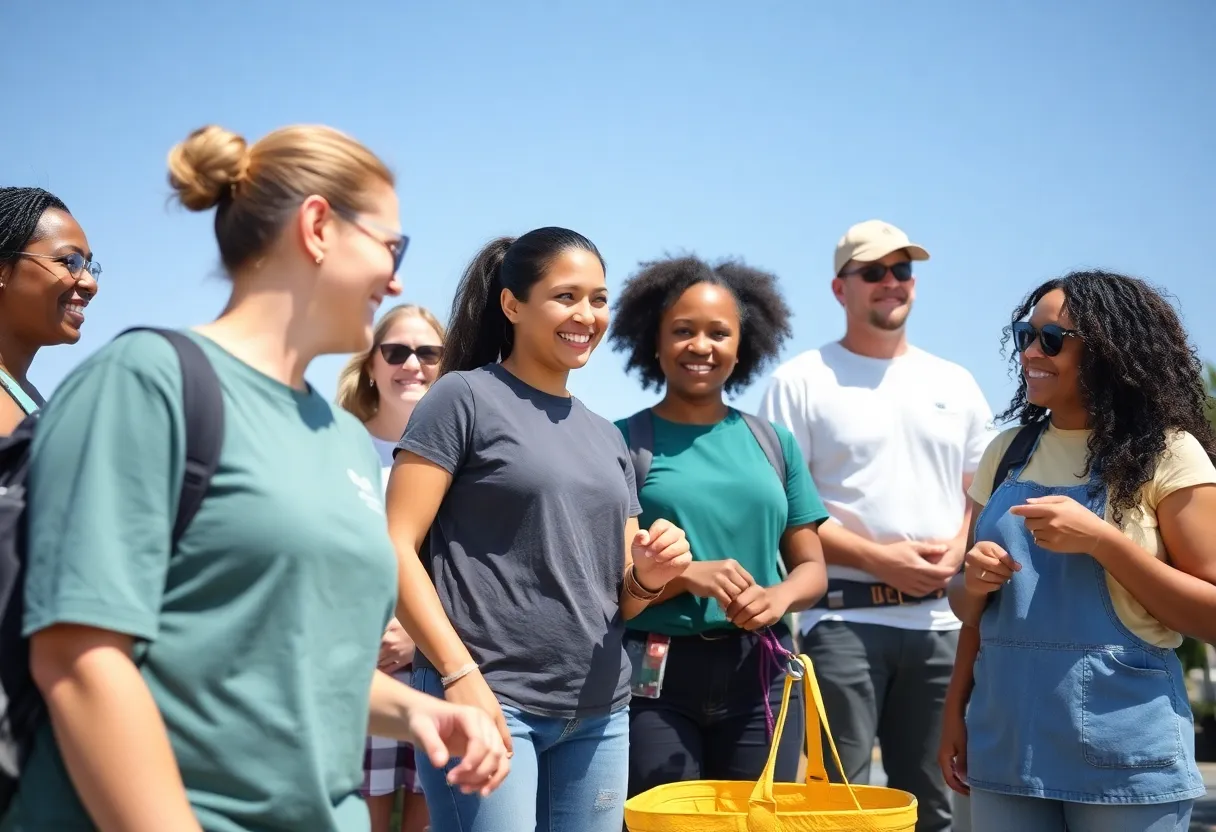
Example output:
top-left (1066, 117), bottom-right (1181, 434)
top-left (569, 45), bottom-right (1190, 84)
top-left (440, 663), bottom-right (479, 688)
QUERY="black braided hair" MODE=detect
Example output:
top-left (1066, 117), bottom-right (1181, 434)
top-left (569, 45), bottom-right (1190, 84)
top-left (998, 270), bottom-right (1216, 524)
top-left (608, 254), bottom-right (793, 395)
top-left (0, 187), bottom-right (69, 269)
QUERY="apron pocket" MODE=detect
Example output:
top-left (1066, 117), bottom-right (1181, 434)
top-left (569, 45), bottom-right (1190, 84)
top-left (1081, 648), bottom-right (1182, 769)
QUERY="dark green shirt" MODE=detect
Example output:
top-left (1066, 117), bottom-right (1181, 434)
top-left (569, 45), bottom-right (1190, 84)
top-left (615, 409), bottom-right (828, 636)
top-left (11, 331), bottom-right (396, 832)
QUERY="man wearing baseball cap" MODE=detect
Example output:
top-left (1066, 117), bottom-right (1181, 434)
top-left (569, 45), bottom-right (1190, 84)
top-left (759, 220), bottom-right (994, 832)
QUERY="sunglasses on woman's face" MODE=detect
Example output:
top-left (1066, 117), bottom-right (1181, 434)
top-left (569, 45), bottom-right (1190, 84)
top-left (839, 261), bottom-right (914, 283)
top-left (1012, 322), bottom-right (1079, 357)
top-left (379, 343), bottom-right (443, 366)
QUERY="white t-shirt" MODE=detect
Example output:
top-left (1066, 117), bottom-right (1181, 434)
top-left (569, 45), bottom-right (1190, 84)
top-left (370, 435), bottom-right (396, 493)
top-left (758, 341), bottom-right (996, 632)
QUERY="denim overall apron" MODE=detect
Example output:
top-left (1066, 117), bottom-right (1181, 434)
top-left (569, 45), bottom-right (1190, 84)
top-left (965, 441), bottom-right (1205, 804)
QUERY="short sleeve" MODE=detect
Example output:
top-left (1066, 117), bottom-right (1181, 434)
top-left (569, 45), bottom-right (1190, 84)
top-left (961, 372), bottom-right (997, 475)
top-left (396, 372), bottom-right (476, 474)
top-left (612, 423), bottom-right (642, 518)
top-left (777, 425), bottom-right (830, 528)
top-left (967, 429), bottom-right (1018, 507)
top-left (758, 373), bottom-right (813, 467)
top-left (1144, 431), bottom-right (1216, 508)
top-left (23, 334), bottom-right (185, 641)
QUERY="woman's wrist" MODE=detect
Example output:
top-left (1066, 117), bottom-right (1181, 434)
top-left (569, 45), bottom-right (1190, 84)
top-left (626, 563), bottom-right (664, 597)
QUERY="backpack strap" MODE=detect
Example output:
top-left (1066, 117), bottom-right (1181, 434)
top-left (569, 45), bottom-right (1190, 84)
top-left (118, 328), bottom-right (224, 548)
top-left (992, 419), bottom-right (1049, 492)
top-left (739, 412), bottom-right (786, 485)
top-left (624, 409), bottom-right (655, 488)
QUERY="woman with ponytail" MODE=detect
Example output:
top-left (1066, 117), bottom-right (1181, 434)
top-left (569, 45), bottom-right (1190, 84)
top-left (386, 228), bottom-right (692, 832)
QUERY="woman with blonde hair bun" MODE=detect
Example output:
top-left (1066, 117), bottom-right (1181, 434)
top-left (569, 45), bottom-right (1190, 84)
top-left (5, 124), bottom-right (507, 832)
top-left (337, 302), bottom-right (445, 832)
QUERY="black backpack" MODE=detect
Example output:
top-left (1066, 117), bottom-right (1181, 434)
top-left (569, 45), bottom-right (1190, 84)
top-left (623, 408), bottom-right (791, 583)
top-left (0, 327), bottom-right (224, 812)
top-left (624, 408), bottom-right (787, 488)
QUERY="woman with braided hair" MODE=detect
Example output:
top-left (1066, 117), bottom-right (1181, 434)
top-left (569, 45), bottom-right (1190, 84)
top-left (0, 186), bottom-right (99, 433)
top-left (938, 271), bottom-right (1216, 831)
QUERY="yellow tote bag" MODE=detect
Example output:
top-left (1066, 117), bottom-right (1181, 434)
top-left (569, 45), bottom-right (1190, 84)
top-left (624, 653), bottom-right (917, 832)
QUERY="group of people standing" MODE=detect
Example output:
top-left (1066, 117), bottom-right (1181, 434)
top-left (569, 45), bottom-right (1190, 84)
top-left (0, 120), bottom-right (1214, 832)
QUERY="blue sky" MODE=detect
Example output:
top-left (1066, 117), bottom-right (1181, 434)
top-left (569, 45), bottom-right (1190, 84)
top-left (3, 1), bottom-right (1213, 423)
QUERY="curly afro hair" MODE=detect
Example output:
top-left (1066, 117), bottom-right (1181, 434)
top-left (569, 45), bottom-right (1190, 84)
top-left (608, 254), bottom-right (793, 395)
top-left (999, 270), bottom-right (1216, 524)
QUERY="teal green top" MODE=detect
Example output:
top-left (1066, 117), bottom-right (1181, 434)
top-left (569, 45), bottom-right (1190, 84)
top-left (615, 409), bottom-right (828, 637)
top-left (0, 367), bottom-right (39, 414)
top-left (11, 331), bottom-right (397, 832)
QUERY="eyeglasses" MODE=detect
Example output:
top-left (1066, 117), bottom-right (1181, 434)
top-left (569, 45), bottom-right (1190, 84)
top-left (1012, 322), bottom-right (1079, 357)
top-left (839, 261), bottom-right (913, 283)
top-left (5, 251), bottom-right (102, 281)
top-left (333, 207), bottom-right (409, 274)
top-left (379, 343), bottom-right (443, 366)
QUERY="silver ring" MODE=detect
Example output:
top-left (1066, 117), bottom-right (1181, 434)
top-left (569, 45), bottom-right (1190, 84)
top-left (980, 569), bottom-right (988, 580)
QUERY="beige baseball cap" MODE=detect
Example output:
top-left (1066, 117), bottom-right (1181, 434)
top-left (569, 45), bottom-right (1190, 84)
top-left (833, 219), bottom-right (930, 276)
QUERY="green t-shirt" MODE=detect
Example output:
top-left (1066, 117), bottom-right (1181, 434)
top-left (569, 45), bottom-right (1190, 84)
top-left (10, 331), bottom-right (397, 832)
top-left (615, 409), bottom-right (829, 637)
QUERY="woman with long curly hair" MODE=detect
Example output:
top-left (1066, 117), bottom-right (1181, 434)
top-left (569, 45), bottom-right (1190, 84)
top-left (336, 303), bottom-right (445, 832)
top-left (938, 271), bottom-right (1216, 832)
top-left (607, 255), bottom-right (829, 797)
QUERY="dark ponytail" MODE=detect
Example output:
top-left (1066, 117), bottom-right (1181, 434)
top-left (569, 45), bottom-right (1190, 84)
top-left (441, 227), bottom-right (605, 375)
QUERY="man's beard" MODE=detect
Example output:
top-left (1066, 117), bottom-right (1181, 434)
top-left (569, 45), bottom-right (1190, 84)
top-left (868, 301), bottom-right (911, 331)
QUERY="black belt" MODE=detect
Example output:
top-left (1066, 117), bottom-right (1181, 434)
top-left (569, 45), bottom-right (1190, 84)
top-left (813, 579), bottom-right (946, 611)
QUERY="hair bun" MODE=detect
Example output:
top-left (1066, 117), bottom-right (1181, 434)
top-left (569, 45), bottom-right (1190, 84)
top-left (167, 125), bottom-right (250, 211)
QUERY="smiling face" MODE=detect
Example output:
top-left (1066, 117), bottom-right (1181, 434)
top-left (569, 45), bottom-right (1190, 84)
top-left (0, 208), bottom-right (99, 348)
top-left (1019, 288), bottom-right (1085, 420)
top-left (311, 180), bottom-right (405, 354)
top-left (657, 281), bottom-right (740, 402)
top-left (503, 247), bottom-right (609, 374)
top-left (369, 313), bottom-right (444, 414)
top-left (832, 249), bottom-right (915, 332)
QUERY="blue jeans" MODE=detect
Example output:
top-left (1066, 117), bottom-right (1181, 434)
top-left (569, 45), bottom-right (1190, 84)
top-left (411, 666), bottom-right (629, 832)
top-left (969, 789), bottom-right (1194, 832)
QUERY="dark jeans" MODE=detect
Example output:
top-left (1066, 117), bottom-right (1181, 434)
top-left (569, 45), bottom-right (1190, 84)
top-left (626, 623), bottom-right (804, 798)
top-left (801, 620), bottom-right (959, 832)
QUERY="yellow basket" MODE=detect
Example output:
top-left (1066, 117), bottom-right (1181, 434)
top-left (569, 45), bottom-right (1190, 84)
top-left (624, 653), bottom-right (917, 832)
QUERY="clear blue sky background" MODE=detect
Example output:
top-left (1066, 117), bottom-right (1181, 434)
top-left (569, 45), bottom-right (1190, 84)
top-left (3, 1), bottom-right (1213, 423)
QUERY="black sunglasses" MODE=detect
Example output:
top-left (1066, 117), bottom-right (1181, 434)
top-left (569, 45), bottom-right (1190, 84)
top-left (839, 261), bottom-right (913, 283)
top-left (1012, 322), bottom-right (1079, 357)
top-left (379, 343), bottom-right (443, 366)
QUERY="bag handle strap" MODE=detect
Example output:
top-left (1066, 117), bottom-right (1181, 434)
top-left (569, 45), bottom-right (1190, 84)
top-left (624, 409), bottom-right (654, 489)
top-left (748, 654), bottom-right (863, 814)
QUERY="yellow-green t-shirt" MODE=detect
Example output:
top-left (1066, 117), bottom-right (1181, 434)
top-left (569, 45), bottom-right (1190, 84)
top-left (968, 424), bottom-right (1216, 648)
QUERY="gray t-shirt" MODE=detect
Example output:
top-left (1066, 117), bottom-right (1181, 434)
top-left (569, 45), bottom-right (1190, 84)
top-left (397, 363), bottom-right (641, 718)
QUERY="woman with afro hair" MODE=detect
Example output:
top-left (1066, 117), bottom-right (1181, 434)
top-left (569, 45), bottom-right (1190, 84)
top-left (609, 254), bottom-right (830, 797)
top-left (939, 271), bottom-right (1216, 832)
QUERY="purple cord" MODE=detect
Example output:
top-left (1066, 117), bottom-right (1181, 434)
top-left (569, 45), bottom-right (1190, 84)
top-left (758, 627), bottom-right (796, 741)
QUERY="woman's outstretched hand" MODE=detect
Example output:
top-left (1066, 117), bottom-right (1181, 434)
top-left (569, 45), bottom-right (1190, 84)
top-left (406, 690), bottom-right (511, 797)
